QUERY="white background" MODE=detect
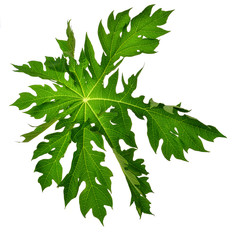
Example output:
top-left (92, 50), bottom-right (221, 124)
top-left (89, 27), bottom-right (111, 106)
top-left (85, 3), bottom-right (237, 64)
top-left (0, 0), bottom-right (238, 239)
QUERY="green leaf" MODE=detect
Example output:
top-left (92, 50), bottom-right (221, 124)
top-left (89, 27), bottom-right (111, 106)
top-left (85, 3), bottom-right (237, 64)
top-left (145, 103), bottom-right (224, 160)
top-left (113, 148), bottom-right (152, 217)
top-left (12, 5), bottom-right (225, 224)
top-left (13, 57), bottom-right (84, 97)
top-left (59, 125), bottom-right (112, 224)
top-left (56, 21), bottom-right (75, 58)
top-left (33, 127), bottom-right (71, 190)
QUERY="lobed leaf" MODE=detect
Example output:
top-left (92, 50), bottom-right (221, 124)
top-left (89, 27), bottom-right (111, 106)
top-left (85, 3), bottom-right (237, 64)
top-left (59, 125), bottom-right (112, 224)
top-left (12, 5), bottom-right (225, 224)
top-left (33, 128), bottom-right (71, 190)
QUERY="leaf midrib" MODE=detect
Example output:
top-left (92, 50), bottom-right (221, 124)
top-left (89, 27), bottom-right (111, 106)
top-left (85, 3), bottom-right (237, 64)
top-left (88, 97), bottom-right (216, 133)
top-left (86, 12), bottom-right (161, 98)
top-left (86, 102), bottom-right (144, 197)
top-left (87, 97), bottom-right (215, 158)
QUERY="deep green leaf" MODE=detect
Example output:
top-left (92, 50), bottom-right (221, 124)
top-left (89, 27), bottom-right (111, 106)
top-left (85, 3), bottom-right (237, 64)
top-left (12, 5), bottom-right (225, 224)
top-left (33, 128), bottom-right (71, 190)
top-left (59, 126), bottom-right (112, 224)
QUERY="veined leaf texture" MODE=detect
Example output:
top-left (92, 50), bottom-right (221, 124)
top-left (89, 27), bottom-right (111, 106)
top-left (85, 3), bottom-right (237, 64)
top-left (12, 5), bottom-right (224, 224)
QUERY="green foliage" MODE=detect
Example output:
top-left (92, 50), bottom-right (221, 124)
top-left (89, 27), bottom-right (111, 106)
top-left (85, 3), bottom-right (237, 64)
top-left (12, 5), bottom-right (224, 224)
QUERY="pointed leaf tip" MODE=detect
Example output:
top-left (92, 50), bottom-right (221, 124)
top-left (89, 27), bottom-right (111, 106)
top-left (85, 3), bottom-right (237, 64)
top-left (56, 20), bottom-right (75, 58)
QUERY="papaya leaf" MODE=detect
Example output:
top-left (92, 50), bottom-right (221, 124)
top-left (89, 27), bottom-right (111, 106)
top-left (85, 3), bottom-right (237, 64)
top-left (12, 5), bottom-right (225, 224)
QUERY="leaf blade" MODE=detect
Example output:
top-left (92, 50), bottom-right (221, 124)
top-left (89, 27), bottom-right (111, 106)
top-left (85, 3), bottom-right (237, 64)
top-left (12, 5), bottom-right (225, 223)
top-left (59, 126), bottom-right (112, 224)
top-left (56, 20), bottom-right (75, 58)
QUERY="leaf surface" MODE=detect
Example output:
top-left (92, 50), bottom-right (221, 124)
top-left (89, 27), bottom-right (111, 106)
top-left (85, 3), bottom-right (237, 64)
top-left (12, 5), bottom-right (224, 224)
top-left (59, 125), bottom-right (112, 224)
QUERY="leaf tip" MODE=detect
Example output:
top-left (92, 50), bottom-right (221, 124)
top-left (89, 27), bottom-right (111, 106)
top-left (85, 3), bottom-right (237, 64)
top-left (64, 198), bottom-right (70, 208)
top-left (11, 63), bottom-right (20, 72)
top-left (40, 184), bottom-right (47, 192)
top-left (170, 9), bottom-right (175, 14)
top-left (219, 132), bottom-right (227, 139)
top-left (85, 32), bottom-right (89, 39)
top-left (99, 218), bottom-right (105, 226)
top-left (10, 102), bottom-right (15, 107)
